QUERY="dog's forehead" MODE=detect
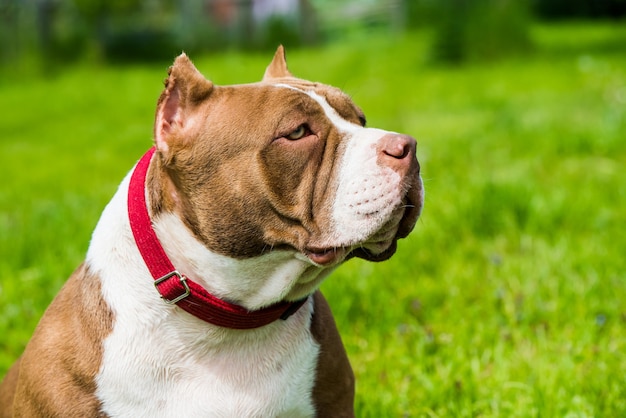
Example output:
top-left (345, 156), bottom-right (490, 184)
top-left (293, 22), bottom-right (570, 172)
top-left (275, 79), bottom-right (363, 123)
top-left (231, 77), bottom-right (366, 128)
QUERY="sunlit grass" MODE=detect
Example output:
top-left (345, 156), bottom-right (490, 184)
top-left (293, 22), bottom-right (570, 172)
top-left (1, 22), bottom-right (625, 416)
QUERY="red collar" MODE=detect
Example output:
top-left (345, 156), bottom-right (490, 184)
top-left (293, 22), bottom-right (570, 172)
top-left (127, 147), bottom-right (306, 329)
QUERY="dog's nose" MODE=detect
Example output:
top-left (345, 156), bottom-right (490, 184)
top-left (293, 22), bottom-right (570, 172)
top-left (378, 133), bottom-right (417, 172)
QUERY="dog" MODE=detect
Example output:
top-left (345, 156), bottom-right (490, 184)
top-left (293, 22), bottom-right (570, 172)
top-left (0, 46), bottom-right (423, 417)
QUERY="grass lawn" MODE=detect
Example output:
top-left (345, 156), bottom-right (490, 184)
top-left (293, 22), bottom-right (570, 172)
top-left (1, 22), bottom-right (625, 416)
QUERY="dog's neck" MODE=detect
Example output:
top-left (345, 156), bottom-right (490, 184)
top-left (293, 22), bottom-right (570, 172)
top-left (136, 149), bottom-right (336, 313)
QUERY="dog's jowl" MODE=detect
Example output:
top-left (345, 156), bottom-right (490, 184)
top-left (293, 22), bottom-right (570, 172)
top-left (0, 46), bottom-right (423, 418)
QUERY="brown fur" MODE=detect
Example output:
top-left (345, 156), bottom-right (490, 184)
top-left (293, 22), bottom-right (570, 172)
top-left (150, 59), bottom-right (367, 260)
top-left (310, 292), bottom-right (355, 417)
top-left (0, 264), bottom-right (113, 417)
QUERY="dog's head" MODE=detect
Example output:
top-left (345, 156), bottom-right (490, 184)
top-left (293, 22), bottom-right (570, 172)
top-left (149, 47), bottom-right (423, 304)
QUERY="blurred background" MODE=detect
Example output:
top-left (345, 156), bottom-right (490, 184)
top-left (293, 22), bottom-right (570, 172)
top-left (2, 0), bottom-right (625, 74)
top-left (1, 1), bottom-right (626, 416)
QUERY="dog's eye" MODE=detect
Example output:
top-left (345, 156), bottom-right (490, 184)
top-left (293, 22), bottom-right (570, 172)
top-left (286, 124), bottom-right (309, 140)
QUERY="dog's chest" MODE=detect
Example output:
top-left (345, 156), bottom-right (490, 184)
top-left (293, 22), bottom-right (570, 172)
top-left (95, 300), bottom-right (319, 417)
top-left (85, 170), bottom-right (321, 417)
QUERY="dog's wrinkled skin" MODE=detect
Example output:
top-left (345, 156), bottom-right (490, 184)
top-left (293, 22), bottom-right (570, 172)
top-left (0, 47), bottom-right (423, 417)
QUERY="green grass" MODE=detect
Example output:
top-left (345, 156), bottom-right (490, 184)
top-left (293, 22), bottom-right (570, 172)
top-left (1, 22), bottom-right (626, 416)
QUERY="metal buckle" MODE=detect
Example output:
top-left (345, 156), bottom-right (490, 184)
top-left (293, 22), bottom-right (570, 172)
top-left (154, 270), bottom-right (190, 305)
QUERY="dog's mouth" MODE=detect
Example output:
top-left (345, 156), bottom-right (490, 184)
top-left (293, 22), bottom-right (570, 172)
top-left (304, 240), bottom-right (395, 266)
top-left (303, 223), bottom-right (397, 266)
top-left (303, 190), bottom-right (422, 266)
top-left (304, 247), bottom-right (349, 266)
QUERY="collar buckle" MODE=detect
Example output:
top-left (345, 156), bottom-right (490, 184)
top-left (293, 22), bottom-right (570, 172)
top-left (154, 270), bottom-right (191, 305)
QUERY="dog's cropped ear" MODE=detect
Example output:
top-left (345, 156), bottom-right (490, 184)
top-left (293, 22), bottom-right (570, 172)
top-left (155, 53), bottom-right (213, 153)
top-left (262, 45), bottom-right (293, 81)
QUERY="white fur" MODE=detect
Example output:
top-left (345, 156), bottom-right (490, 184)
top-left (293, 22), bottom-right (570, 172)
top-left (152, 214), bottom-right (336, 308)
top-left (87, 173), bottom-right (320, 417)
top-left (299, 90), bottom-right (409, 251)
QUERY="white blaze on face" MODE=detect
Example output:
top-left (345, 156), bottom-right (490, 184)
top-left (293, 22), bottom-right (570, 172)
top-left (303, 91), bottom-right (405, 248)
top-left (331, 129), bottom-right (403, 243)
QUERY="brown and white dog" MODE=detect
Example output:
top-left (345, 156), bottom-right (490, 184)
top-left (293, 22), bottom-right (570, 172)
top-left (0, 47), bottom-right (423, 417)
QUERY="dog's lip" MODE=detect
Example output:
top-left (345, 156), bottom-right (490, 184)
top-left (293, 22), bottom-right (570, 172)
top-left (304, 247), bottom-right (348, 266)
top-left (350, 240), bottom-right (397, 262)
top-left (300, 185), bottom-right (422, 267)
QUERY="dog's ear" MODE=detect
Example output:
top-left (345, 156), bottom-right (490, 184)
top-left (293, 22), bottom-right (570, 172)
top-left (263, 45), bottom-right (293, 81)
top-left (155, 53), bottom-right (214, 153)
